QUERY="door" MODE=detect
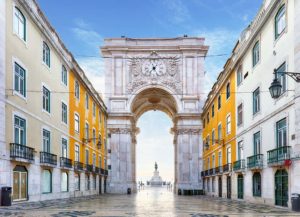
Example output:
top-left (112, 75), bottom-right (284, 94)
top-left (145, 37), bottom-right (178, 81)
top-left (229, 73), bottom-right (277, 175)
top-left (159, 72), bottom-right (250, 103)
top-left (13, 166), bottom-right (28, 201)
top-left (218, 177), bottom-right (222, 197)
top-left (275, 170), bottom-right (288, 207)
top-left (99, 176), bottom-right (102, 194)
top-left (227, 176), bottom-right (231, 199)
top-left (104, 178), bottom-right (107, 193)
top-left (237, 174), bottom-right (244, 199)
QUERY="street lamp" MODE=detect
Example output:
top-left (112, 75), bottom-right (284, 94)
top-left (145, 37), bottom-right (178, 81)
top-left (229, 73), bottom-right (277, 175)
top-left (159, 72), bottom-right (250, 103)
top-left (269, 69), bottom-right (300, 99)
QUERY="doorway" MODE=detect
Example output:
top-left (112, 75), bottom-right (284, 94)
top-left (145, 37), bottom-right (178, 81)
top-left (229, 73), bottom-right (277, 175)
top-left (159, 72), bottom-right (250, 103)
top-left (13, 166), bottom-right (28, 201)
top-left (218, 176), bottom-right (222, 197)
top-left (227, 176), bottom-right (231, 199)
top-left (275, 169), bottom-right (288, 207)
top-left (237, 174), bottom-right (243, 199)
top-left (99, 176), bottom-right (102, 194)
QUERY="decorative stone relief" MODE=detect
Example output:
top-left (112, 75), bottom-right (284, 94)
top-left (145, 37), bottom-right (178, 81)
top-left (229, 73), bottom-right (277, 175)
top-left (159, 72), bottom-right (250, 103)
top-left (127, 51), bottom-right (182, 94)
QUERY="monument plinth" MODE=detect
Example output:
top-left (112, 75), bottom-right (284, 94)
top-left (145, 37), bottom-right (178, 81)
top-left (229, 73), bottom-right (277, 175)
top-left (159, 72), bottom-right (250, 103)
top-left (148, 162), bottom-right (164, 187)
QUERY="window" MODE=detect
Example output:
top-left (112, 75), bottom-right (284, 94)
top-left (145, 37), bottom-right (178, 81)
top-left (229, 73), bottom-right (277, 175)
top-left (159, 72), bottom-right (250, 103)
top-left (42, 129), bottom-right (50, 153)
top-left (61, 65), bottom-right (67, 86)
top-left (206, 135), bottom-right (210, 148)
top-left (275, 5), bottom-right (286, 39)
top-left (253, 172), bottom-right (261, 197)
top-left (104, 159), bottom-right (107, 170)
top-left (218, 123), bottom-right (222, 143)
top-left (253, 131), bottom-right (261, 155)
top-left (237, 66), bottom-right (243, 86)
top-left (218, 152), bottom-right (222, 167)
top-left (92, 153), bottom-right (96, 167)
top-left (93, 102), bottom-right (96, 117)
top-left (92, 128), bottom-right (96, 145)
top-left (218, 95), bottom-right (221, 109)
top-left (212, 130), bottom-right (215, 145)
top-left (212, 154), bottom-right (215, 168)
top-left (42, 170), bottom-right (52, 193)
top-left (226, 147), bottom-right (231, 164)
top-left (85, 122), bottom-right (89, 141)
top-left (75, 145), bottom-right (79, 162)
top-left (85, 149), bottom-right (89, 165)
top-left (275, 62), bottom-right (287, 94)
top-left (98, 134), bottom-right (102, 148)
top-left (203, 119), bottom-right (206, 128)
top-left (226, 115), bottom-right (231, 135)
top-left (226, 82), bottom-right (230, 99)
top-left (211, 104), bottom-right (215, 118)
top-left (42, 86), bottom-right (50, 113)
top-left (276, 118), bottom-right (287, 147)
top-left (85, 93), bottom-right (89, 109)
top-left (85, 174), bottom-right (90, 190)
top-left (238, 141), bottom-right (244, 160)
top-left (43, 42), bottom-right (50, 67)
top-left (253, 87), bottom-right (260, 114)
top-left (61, 138), bottom-right (68, 158)
top-left (74, 173), bottom-right (80, 191)
top-left (252, 41), bottom-right (260, 67)
top-left (99, 156), bottom-right (102, 168)
top-left (237, 103), bottom-right (243, 126)
top-left (75, 80), bottom-right (80, 99)
top-left (99, 110), bottom-right (102, 124)
top-left (13, 7), bottom-right (26, 41)
top-left (62, 102), bottom-right (67, 124)
top-left (14, 115), bottom-right (26, 145)
top-left (14, 62), bottom-right (26, 97)
top-left (207, 112), bottom-right (210, 123)
top-left (61, 172), bottom-right (68, 192)
top-left (74, 114), bottom-right (80, 133)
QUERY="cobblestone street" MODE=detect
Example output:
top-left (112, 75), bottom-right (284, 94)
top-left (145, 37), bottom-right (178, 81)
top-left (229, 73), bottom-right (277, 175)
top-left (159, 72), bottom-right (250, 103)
top-left (0, 187), bottom-right (299, 217)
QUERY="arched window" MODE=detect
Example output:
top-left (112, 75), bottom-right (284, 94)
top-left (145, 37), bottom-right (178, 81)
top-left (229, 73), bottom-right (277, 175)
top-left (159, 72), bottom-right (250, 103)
top-left (43, 42), bottom-right (50, 67)
top-left (252, 41), bottom-right (260, 67)
top-left (13, 7), bottom-right (26, 41)
top-left (253, 172), bottom-right (261, 197)
top-left (275, 5), bottom-right (286, 39)
top-left (237, 66), bottom-right (243, 86)
top-left (42, 170), bottom-right (52, 193)
top-left (61, 172), bottom-right (68, 192)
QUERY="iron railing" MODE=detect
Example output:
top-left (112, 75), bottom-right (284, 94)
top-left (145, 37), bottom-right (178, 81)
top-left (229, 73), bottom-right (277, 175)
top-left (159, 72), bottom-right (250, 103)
top-left (233, 159), bottom-right (245, 171)
top-left (10, 143), bottom-right (34, 161)
top-left (74, 161), bottom-right (84, 171)
top-left (60, 157), bottom-right (73, 168)
top-left (223, 163), bottom-right (232, 173)
top-left (247, 154), bottom-right (263, 169)
top-left (86, 164), bottom-right (93, 172)
top-left (40, 152), bottom-right (57, 165)
top-left (267, 146), bottom-right (291, 165)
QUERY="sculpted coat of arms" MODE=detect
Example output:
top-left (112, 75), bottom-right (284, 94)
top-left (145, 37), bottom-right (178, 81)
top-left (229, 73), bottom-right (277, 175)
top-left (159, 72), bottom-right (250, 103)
top-left (127, 51), bottom-right (182, 94)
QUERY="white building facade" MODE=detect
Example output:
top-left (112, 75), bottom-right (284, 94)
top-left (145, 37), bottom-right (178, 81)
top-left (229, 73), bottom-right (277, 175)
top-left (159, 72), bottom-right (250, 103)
top-left (234, 0), bottom-right (300, 208)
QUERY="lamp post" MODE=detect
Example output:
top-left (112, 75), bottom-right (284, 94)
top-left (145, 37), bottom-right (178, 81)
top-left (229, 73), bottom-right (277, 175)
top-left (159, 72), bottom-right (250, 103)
top-left (269, 69), bottom-right (300, 99)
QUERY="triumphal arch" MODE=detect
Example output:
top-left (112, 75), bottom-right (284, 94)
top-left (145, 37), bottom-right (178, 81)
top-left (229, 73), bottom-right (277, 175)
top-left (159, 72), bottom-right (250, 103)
top-left (101, 37), bottom-right (208, 194)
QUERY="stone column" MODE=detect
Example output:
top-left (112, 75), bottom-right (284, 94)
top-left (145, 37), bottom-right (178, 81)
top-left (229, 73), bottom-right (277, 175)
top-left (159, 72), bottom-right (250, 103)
top-left (107, 126), bottom-right (136, 193)
top-left (174, 125), bottom-right (202, 193)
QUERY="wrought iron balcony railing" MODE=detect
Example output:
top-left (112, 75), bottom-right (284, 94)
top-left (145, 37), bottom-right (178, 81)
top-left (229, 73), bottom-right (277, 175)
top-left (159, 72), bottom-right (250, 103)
top-left (209, 168), bottom-right (216, 175)
top-left (100, 168), bottom-right (105, 175)
top-left (95, 166), bottom-right (100, 174)
top-left (40, 152), bottom-right (57, 165)
top-left (233, 159), bottom-right (245, 171)
top-left (74, 161), bottom-right (84, 171)
top-left (223, 163), bottom-right (232, 173)
top-left (247, 154), bottom-right (263, 169)
top-left (104, 169), bottom-right (108, 176)
top-left (86, 164), bottom-right (93, 172)
top-left (201, 171), bottom-right (205, 177)
top-left (10, 143), bottom-right (34, 161)
top-left (60, 157), bottom-right (73, 169)
top-left (267, 146), bottom-right (291, 165)
top-left (215, 166), bottom-right (223, 174)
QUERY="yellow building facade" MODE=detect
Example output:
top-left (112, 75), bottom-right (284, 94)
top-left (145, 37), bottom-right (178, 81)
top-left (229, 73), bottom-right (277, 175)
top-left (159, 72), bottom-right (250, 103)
top-left (69, 65), bottom-right (108, 194)
top-left (202, 57), bottom-right (236, 198)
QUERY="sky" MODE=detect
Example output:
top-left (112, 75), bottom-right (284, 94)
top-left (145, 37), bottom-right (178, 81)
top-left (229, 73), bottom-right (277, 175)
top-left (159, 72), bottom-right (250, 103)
top-left (37, 0), bottom-right (262, 181)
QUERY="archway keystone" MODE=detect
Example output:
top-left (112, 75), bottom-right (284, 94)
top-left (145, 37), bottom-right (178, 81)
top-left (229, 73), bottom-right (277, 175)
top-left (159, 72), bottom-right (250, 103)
top-left (101, 37), bottom-right (208, 194)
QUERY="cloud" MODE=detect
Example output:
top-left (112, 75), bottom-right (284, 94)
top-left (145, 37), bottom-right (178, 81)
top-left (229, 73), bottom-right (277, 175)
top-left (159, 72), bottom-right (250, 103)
top-left (193, 28), bottom-right (240, 94)
top-left (71, 19), bottom-right (105, 96)
top-left (162, 0), bottom-right (190, 25)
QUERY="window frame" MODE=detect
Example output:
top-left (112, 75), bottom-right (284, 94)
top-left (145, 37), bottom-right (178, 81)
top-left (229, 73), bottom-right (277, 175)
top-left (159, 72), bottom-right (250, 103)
top-left (275, 4), bottom-right (286, 40)
top-left (13, 6), bottom-right (26, 42)
top-left (42, 41), bottom-right (51, 68)
top-left (252, 41), bottom-right (260, 67)
top-left (61, 172), bottom-right (69, 192)
top-left (276, 118), bottom-right (287, 148)
top-left (85, 92), bottom-right (89, 109)
top-left (218, 95), bottom-right (221, 110)
top-left (253, 87), bottom-right (260, 115)
top-left (275, 62), bottom-right (287, 95)
top-left (253, 172), bottom-right (262, 197)
top-left (75, 80), bottom-right (80, 100)
top-left (13, 61), bottom-right (27, 98)
top-left (226, 82), bottom-right (230, 99)
top-left (61, 101), bottom-right (68, 124)
top-left (61, 65), bottom-right (68, 86)
top-left (226, 114), bottom-right (231, 135)
top-left (237, 103), bottom-right (243, 126)
top-left (42, 169), bottom-right (52, 194)
top-left (14, 114), bottom-right (26, 145)
top-left (74, 113), bottom-right (80, 133)
top-left (42, 85), bottom-right (51, 114)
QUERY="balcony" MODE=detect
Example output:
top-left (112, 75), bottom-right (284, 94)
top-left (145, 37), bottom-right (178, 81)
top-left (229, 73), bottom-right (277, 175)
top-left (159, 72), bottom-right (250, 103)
top-left (100, 168), bottom-right (105, 175)
top-left (201, 171), bottom-right (205, 177)
top-left (74, 161), bottom-right (84, 171)
top-left (209, 168), bottom-right (216, 176)
top-left (247, 154), bottom-right (263, 169)
top-left (223, 163), bottom-right (232, 173)
top-left (267, 146), bottom-right (291, 166)
top-left (40, 152), bottom-right (57, 166)
top-left (60, 157), bottom-right (73, 169)
top-left (104, 169), bottom-right (108, 176)
top-left (215, 166), bottom-right (223, 174)
top-left (86, 164), bottom-right (93, 172)
top-left (10, 143), bottom-right (34, 162)
top-left (233, 159), bottom-right (245, 172)
top-left (95, 166), bottom-right (100, 174)
top-left (204, 170), bottom-right (209, 176)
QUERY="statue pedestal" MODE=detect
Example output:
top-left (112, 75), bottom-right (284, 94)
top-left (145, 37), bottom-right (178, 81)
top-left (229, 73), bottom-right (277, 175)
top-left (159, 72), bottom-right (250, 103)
top-left (148, 167), bottom-right (164, 187)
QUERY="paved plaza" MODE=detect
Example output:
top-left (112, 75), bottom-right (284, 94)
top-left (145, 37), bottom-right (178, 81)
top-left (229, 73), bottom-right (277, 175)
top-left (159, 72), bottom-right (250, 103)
top-left (0, 187), bottom-right (299, 217)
